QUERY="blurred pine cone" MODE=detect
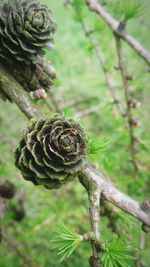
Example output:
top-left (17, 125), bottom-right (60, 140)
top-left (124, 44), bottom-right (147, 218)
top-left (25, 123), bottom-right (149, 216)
top-left (0, 0), bottom-right (56, 65)
top-left (15, 114), bottom-right (88, 190)
top-left (0, 181), bottom-right (16, 199)
top-left (11, 199), bottom-right (26, 222)
top-left (0, 57), bottom-right (57, 101)
top-left (11, 57), bottom-right (56, 94)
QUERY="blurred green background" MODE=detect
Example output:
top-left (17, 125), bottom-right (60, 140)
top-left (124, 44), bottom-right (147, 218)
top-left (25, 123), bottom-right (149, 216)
top-left (0, 0), bottom-right (150, 266)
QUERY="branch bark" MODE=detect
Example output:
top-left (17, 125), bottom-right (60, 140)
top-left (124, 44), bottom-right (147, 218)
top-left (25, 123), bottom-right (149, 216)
top-left (1, 230), bottom-right (42, 267)
top-left (79, 169), bottom-right (102, 267)
top-left (0, 63), bottom-right (42, 119)
top-left (86, 0), bottom-right (150, 66)
top-left (1, 64), bottom-right (149, 229)
top-left (89, 187), bottom-right (102, 267)
top-left (79, 166), bottom-right (150, 228)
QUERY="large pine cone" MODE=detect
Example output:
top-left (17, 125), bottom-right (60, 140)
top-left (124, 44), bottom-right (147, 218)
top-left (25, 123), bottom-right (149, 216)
top-left (15, 114), bottom-right (88, 190)
top-left (0, 0), bottom-right (56, 65)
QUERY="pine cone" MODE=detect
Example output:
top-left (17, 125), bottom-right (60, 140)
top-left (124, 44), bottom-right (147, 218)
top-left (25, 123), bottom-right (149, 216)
top-left (11, 57), bottom-right (56, 94)
top-left (0, 0), bottom-right (56, 65)
top-left (15, 114), bottom-right (88, 190)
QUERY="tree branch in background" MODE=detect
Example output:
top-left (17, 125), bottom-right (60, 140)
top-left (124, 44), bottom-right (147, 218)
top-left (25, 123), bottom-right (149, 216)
top-left (114, 35), bottom-right (139, 176)
top-left (0, 180), bottom-right (39, 267)
top-left (61, 96), bottom-right (98, 109)
top-left (100, 199), bottom-right (120, 235)
top-left (85, 0), bottom-right (143, 175)
top-left (74, 101), bottom-right (112, 119)
top-left (48, 90), bottom-right (62, 113)
top-left (86, 0), bottom-right (150, 66)
top-left (1, 230), bottom-right (42, 267)
top-left (68, 0), bottom-right (124, 117)
top-left (0, 63), bottom-right (42, 119)
top-left (80, 21), bottom-right (124, 117)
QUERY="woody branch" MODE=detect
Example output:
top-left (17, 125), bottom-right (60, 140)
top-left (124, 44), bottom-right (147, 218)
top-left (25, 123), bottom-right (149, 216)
top-left (0, 62), bottom-right (149, 230)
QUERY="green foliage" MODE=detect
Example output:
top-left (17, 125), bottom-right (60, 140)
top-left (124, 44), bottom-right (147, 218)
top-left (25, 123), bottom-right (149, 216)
top-left (51, 223), bottom-right (83, 262)
top-left (117, 211), bottom-right (138, 231)
top-left (88, 136), bottom-right (109, 155)
top-left (138, 139), bottom-right (150, 152)
top-left (103, 235), bottom-right (136, 267)
top-left (120, 0), bottom-right (146, 21)
top-left (72, 0), bottom-right (86, 21)
top-left (106, 0), bottom-right (146, 22)
top-left (62, 108), bottom-right (76, 117)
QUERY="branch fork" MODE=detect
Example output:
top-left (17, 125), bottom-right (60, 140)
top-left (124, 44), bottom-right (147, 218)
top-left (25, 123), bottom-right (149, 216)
top-left (86, 0), bottom-right (150, 66)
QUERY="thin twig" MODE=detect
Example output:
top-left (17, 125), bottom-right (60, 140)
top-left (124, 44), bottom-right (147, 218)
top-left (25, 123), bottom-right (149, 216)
top-left (135, 232), bottom-right (147, 267)
top-left (61, 96), bottom-right (98, 109)
top-left (86, 0), bottom-right (150, 66)
top-left (74, 101), bottom-right (112, 119)
top-left (80, 21), bottom-right (124, 117)
top-left (44, 99), bottom-right (54, 112)
top-left (48, 90), bottom-right (62, 113)
top-left (100, 199), bottom-right (120, 234)
top-left (1, 230), bottom-right (41, 267)
top-left (114, 35), bottom-right (139, 175)
top-left (140, 232), bottom-right (146, 250)
top-left (69, 1), bottom-right (124, 117)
